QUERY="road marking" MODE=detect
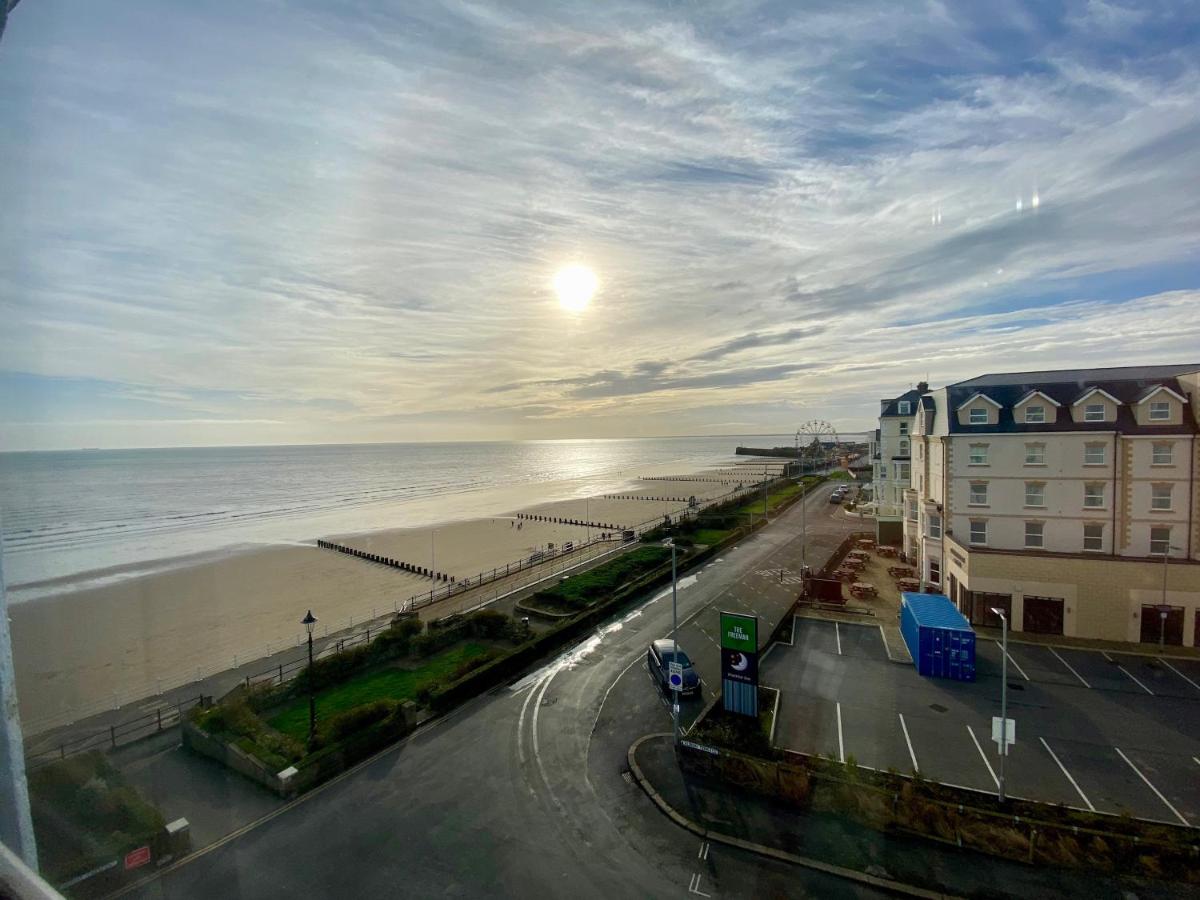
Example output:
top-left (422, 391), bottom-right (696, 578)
top-left (697, 841), bottom-right (710, 861)
top-left (1115, 746), bottom-right (1189, 826)
top-left (516, 672), bottom-right (546, 765)
top-left (1039, 737), bottom-right (1093, 811)
top-left (1102, 653), bottom-right (1154, 695)
top-left (835, 621), bottom-right (842, 656)
top-left (688, 873), bottom-right (712, 897)
top-left (1158, 657), bottom-right (1200, 692)
top-left (966, 725), bottom-right (999, 790)
top-left (877, 624), bottom-right (894, 662)
top-left (1193, 756), bottom-right (1200, 768)
top-left (898, 713), bottom-right (919, 774)
top-left (993, 640), bottom-right (1029, 681)
top-left (1049, 647), bottom-right (1090, 688)
top-left (836, 702), bottom-right (845, 763)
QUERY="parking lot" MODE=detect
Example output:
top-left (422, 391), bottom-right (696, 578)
top-left (762, 618), bottom-right (1200, 827)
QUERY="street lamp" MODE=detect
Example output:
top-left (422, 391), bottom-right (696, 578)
top-left (663, 539), bottom-right (679, 744)
top-left (1158, 545), bottom-right (1183, 649)
top-left (991, 607), bottom-right (1008, 803)
top-left (302, 610), bottom-right (318, 743)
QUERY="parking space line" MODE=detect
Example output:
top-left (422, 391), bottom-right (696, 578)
top-left (1115, 747), bottom-right (1189, 826)
top-left (966, 725), bottom-right (999, 790)
top-left (992, 641), bottom-right (1029, 681)
top-left (877, 624), bottom-right (894, 662)
top-left (1158, 658), bottom-right (1200, 692)
top-left (1049, 647), bottom-right (1090, 688)
top-left (835, 622), bottom-right (842, 656)
top-left (1040, 737), bottom-right (1094, 812)
top-left (837, 702), bottom-right (845, 764)
top-left (1103, 652), bottom-right (1154, 695)
top-left (898, 713), bottom-right (919, 774)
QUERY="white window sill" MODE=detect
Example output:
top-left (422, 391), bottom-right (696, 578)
top-left (1082, 506), bottom-right (1107, 511)
top-left (1082, 547), bottom-right (1104, 553)
top-left (1023, 505), bottom-right (1046, 510)
top-left (1149, 507), bottom-right (1174, 514)
top-left (1082, 462), bottom-right (1107, 467)
top-left (1150, 463), bottom-right (1174, 468)
top-left (1024, 463), bottom-right (1047, 467)
top-left (967, 462), bottom-right (989, 467)
top-left (1024, 544), bottom-right (1044, 550)
top-left (967, 504), bottom-right (988, 509)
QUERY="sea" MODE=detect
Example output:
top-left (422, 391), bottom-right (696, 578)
top-left (0, 435), bottom-right (802, 595)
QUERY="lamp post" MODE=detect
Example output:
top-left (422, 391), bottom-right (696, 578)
top-left (664, 539), bottom-right (679, 744)
top-left (1158, 545), bottom-right (1183, 649)
top-left (302, 610), bottom-right (317, 743)
top-left (991, 607), bottom-right (1008, 803)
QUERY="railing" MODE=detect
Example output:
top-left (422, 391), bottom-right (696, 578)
top-left (22, 474), bottom-right (786, 759)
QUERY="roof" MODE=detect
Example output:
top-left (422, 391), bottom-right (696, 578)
top-left (941, 369), bottom-right (1199, 436)
top-left (1014, 389), bottom-right (1062, 408)
top-left (1071, 387), bottom-right (1122, 407)
top-left (879, 388), bottom-right (923, 418)
top-left (901, 592), bottom-right (973, 632)
top-left (955, 391), bottom-right (1002, 411)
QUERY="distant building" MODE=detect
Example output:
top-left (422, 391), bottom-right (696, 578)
top-left (872, 382), bottom-right (926, 545)
top-left (894, 364), bottom-right (1200, 645)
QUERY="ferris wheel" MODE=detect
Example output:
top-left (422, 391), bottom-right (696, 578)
top-left (795, 420), bottom-right (841, 470)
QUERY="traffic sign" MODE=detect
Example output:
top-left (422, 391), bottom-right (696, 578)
top-left (991, 716), bottom-right (1016, 755)
top-left (668, 661), bottom-right (683, 691)
top-left (124, 846), bottom-right (151, 871)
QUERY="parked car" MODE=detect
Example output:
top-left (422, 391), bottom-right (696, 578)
top-left (647, 639), bottom-right (700, 696)
top-left (829, 493), bottom-right (843, 504)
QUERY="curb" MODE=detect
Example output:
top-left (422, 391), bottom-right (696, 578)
top-left (626, 734), bottom-right (959, 900)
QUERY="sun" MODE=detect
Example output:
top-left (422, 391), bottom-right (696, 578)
top-left (553, 265), bottom-right (597, 312)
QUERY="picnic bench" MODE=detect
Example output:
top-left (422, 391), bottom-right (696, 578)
top-left (888, 566), bottom-right (915, 579)
top-left (850, 581), bottom-right (878, 599)
top-left (897, 577), bottom-right (920, 592)
top-left (877, 545), bottom-right (899, 558)
top-left (833, 567), bottom-right (857, 582)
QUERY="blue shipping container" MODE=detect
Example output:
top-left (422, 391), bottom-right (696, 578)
top-left (899, 592), bottom-right (976, 682)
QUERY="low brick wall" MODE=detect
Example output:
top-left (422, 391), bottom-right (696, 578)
top-left (182, 720), bottom-right (288, 796)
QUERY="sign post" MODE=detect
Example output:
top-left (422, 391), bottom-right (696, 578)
top-left (668, 661), bottom-right (683, 692)
top-left (720, 611), bottom-right (759, 717)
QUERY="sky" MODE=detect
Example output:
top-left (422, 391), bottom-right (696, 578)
top-left (1, 0), bottom-right (1198, 450)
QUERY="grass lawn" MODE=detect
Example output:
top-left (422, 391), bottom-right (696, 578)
top-left (693, 527), bottom-right (735, 545)
top-left (269, 642), bottom-right (489, 740)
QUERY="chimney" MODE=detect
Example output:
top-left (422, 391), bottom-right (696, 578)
top-left (916, 380), bottom-right (929, 394)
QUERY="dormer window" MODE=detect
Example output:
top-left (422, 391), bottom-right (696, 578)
top-left (897, 401), bottom-right (911, 415)
top-left (1084, 404), bottom-right (1105, 422)
top-left (1024, 405), bottom-right (1045, 423)
top-left (969, 407), bottom-right (987, 425)
top-left (1149, 401), bottom-right (1170, 421)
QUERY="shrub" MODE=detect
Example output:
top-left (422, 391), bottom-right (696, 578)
top-left (468, 609), bottom-right (511, 639)
top-left (370, 616), bottom-right (424, 659)
top-left (325, 700), bottom-right (396, 742)
top-left (449, 648), bottom-right (499, 681)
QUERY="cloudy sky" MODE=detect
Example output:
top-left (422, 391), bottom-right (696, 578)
top-left (1, 1), bottom-right (1198, 450)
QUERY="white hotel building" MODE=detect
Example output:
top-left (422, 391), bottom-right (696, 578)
top-left (889, 364), bottom-right (1200, 645)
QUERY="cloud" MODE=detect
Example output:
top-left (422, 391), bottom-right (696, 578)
top-left (0, 0), bottom-right (1198, 448)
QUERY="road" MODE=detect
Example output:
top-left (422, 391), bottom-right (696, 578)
top-left (128, 481), bottom-right (879, 899)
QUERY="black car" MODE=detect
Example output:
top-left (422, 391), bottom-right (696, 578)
top-left (647, 639), bottom-right (700, 696)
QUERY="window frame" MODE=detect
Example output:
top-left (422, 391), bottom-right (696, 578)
top-left (899, 422), bottom-right (909, 435)
top-left (1083, 443), bottom-right (1106, 466)
top-left (928, 557), bottom-right (941, 584)
top-left (1152, 442), bottom-right (1174, 465)
top-left (897, 401), bottom-right (911, 415)
top-left (968, 443), bottom-right (988, 466)
top-left (1024, 481), bottom-right (1045, 508)
top-left (898, 438), bottom-right (909, 456)
top-left (968, 406), bottom-right (988, 425)
top-left (927, 513), bottom-right (942, 539)
top-left (969, 519), bottom-right (987, 545)
top-left (1148, 400), bottom-right (1170, 421)
top-left (1149, 526), bottom-right (1171, 556)
top-left (1083, 482), bottom-right (1105, 509)
top-left (1082, 523), bottom-right (1103, 552)
top-left (1024, 521), bottom-right (1044, 549)
top-left (1024, 405), bottom-right (1045, 423)
top-left (1024, 443), bottom-right (1046, 465)
top-left (968, 481), bottom-right (988, 506)
top-left (1150, 483), bottom-right (1173, 511)
top-left (1083, 403), bottom-right (1105, 422)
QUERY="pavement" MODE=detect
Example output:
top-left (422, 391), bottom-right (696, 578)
top-left (763, 617), bottom-right (1200, 827)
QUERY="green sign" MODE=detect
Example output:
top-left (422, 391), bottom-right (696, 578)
top-left (719, 612), bottom-right (757, 653)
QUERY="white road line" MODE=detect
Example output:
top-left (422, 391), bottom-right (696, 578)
top-left (993, 640), bottom-right (1029, 681)
top-left (1115, 746), bottom-right (1189, 826)
top-left (836, 702), bottom-right (845, 764)
top-left (688, 873), bottom-right (712, 897)
top-left (1159, 657), bottom-right (1200, 692)
top-left (967, 725), bottom-right (999, 790)
top-left (898, 713), bottom-right (919, 774)
top-left (1102, 654), bottom-right (1154, 695)
top-left (516, 672), bottom-right (546, 765)
top-left (697, 841), bottom-right (710, 860)
top-left (835, 621), bottom-right (843, 656)
top-left (1040, 737), bottom-right (1094, 812)
top-left (1050, 647), bottom-right (1090, 688)
top-left (1193, 756), bottom-right (1200, 768)
top-left (877, 624), bottom-right (894, 662)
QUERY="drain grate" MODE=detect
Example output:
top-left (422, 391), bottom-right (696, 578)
top-left (929, 703), bottom-right (948, 714)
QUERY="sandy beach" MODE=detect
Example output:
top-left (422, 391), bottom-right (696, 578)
top-left (8, 466), bottom-right (775, 736)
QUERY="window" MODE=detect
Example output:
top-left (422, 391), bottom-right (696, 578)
top-left (1152, 442), bottom-right (1173, 465)
top-left (1150, 526), bottom-right (1171, 556)
top-left (899, 422), bottom-right (909, 435)
top-left (898, 438), bottom-right (909, 456)
top-left (969, 481), bottom-right (988, 505)
top-left (897, 401), bottom-right (911, 415)
top-left (1084, 443), bottom-right (1106, 465)
top-left (1024, 521), bottom-right (1044, 548)
top-left (906, 497), bottom-right (918, 521)
top-left (1083, 523), bottom-right (1103, 552)
top-left (1024, 443), bottom-right (1045, 465)
top-left (1024, 405), bottom-right (1045, 423)
top-left (1083, 483), bottom-right (1105, 508)
top-left (1149, 400), bottom-right (1170, 421)
top-left (928, 558), bottom-right (941, 584)
top-left (969, 444), bottom-right (988, 465)
top-left (1024, 482), bottom-right (1045, 507)
top-left (968, 407), bottom-right (988, 424)
top-left (897, 462), bottom-right (910, 481)
top-left (1151, 483), bottom-right (1173, 511)
top-left (969, 520), bottom-right (987, 545)
top-left (1084, 403), bottom-right (1105, 421)
top-left (928, 513), bottom-right (942, 539)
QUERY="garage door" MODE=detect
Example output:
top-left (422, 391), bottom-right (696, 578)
top-left (1140, 605), bottom-right (1184, 646)
top-left (966, 591), bottom-right (1010, 629)
top-left (1023, 595), bottom-right (1064, 635)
